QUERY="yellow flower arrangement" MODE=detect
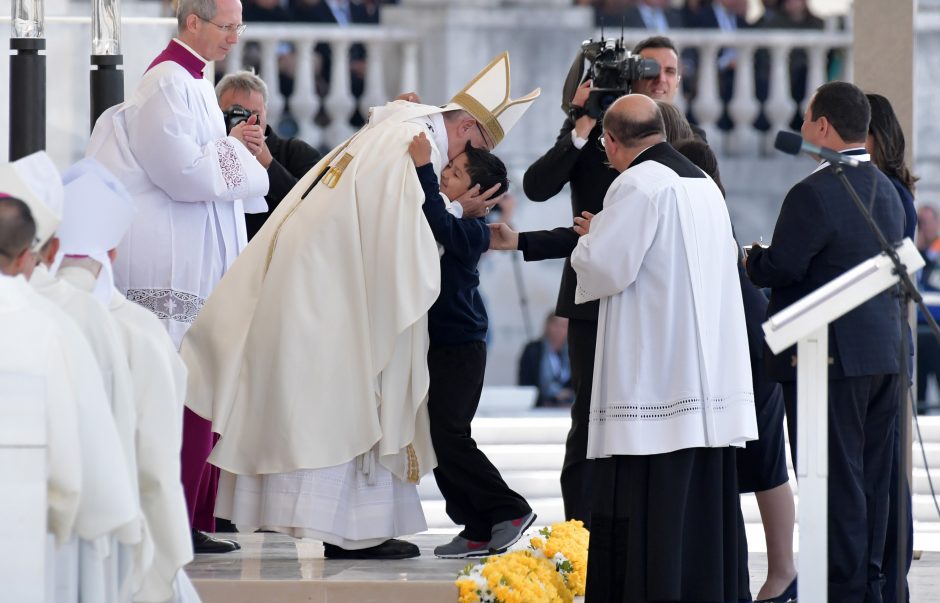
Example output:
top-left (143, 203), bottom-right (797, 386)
top-left (529, 520), bottom-right (589, 596)
top-left (454, 520), bottom-right (590, 603)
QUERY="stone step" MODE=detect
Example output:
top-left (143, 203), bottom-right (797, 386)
top-left (418, 469), bottom-right (562, 501)
top-left (431, 416), bottom-right (940, 529)
top-left (420, 491), bottom-right (940, 530)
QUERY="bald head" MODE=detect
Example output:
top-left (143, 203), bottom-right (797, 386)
top-left (601, 95), bottom-right (666, 172)
top-left (0, 196), bottom-right (37, 276)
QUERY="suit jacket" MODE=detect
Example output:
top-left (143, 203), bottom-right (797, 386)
top-left (747, 154), bottom-right (905, 381)
top-left (246, 127), bottom-right (322, 240)
top-left (521, 120), bottom-right (618, 321)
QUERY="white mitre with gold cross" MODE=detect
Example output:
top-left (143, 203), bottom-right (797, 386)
top-left (445, 52), bottom-right (540, 146)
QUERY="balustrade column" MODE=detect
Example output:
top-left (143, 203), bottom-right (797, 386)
top-left (806, 46), bottom-right (828, 100)
top-left (260, 40), bottom-right (284, 130)
top-left (224, 42), bottom-right (243, 78)
top-left (401, 41), bottom-right (419, 99)
top-left (764, 45), bottom-right (794, 150)
top-left (362, 40), bottom-right (387, 117)
top-left (691, 43), bottom-right (721, 143)
top-left (291, 39), bottom-right (319, 148)
top-left (325, 40), bottom-right (355, 145)
top-left (727, 43), bottom-right (759, 154)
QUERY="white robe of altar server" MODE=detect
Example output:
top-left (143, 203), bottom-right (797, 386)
top-left (86, 42), bottom-right (269, 349)
top-left (571, 158), bottom-right (757, 459)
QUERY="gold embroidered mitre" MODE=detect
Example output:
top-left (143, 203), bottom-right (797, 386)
top-left (447, 52), bottom-right (540, 146)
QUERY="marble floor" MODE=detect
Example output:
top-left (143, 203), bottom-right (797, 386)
top-left (187, 531), bottom-right (940, 603)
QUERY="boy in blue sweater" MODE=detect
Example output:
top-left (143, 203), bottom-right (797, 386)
top-left (409, 133), bottom-right (534, 558)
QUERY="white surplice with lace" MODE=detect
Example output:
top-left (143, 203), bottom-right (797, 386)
top-left (86, 40), bottom-right (268, 349)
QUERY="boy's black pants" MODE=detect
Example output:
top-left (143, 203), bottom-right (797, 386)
top-left (427, 341), bottom-right (531, 541)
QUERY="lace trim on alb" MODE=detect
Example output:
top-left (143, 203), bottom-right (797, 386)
top-left (591, 392), bottom-right (754, 422)
top-left (217, 139), bottom-right (246, 191)
top-left (125, 288), bottom-right (206, 323)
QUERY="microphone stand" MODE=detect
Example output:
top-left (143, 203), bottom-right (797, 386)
top-left (829, 161), bottom-right (940, 603)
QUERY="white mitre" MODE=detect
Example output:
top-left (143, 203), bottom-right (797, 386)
top-left (445, 52), bottom-right (541, 146)
top-left (0, 151), bottom-right (64, 250)
top-left (56, 159), bottom-right (136, 305)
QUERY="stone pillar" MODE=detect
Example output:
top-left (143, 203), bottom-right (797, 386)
top-left (852, 0), bottom-right (914, 163)
top-left (381, 0), bottom-right (593, 166)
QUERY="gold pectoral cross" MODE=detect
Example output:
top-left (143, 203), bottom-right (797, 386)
top-left (321, 152), bottom-right (354, 189)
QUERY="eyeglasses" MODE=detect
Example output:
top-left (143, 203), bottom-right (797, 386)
top-left (199, 17), bottom-right (247, 36)
top-left (474, 122), bottom-right (494, 150)
top-left (600, 130), bottom-right (613, 149)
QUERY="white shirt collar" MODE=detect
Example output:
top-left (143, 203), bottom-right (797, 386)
top-left (172, 37), bottom-right (210, 67)
top-left (811, 147), bottom-right (870, 174)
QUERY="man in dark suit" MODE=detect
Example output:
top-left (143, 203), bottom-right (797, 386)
top-left (216, 71), bottom-right (322, 240)
top-left (747, 81), bottom-right (904, 601)
top-left (489, 36), bottom-right (683, 528)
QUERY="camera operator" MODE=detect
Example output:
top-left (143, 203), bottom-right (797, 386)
top-left (499, 36), bottom-right (681, 527)
top-left (217, 70), bottom-right (322, 240)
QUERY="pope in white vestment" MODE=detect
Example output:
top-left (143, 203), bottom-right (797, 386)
top-left (182, 53), bottom-right (539, 554)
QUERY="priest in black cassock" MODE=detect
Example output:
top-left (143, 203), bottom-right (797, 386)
top-left (571, 95), bottom-right (756, 602)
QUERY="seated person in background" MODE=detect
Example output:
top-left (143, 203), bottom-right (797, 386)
top-left (216, 71), bottom-right (322, 240)
top-left (408, 132), bottom-right (535, 559)
top-left (519, 314), bottom-right (575, 408)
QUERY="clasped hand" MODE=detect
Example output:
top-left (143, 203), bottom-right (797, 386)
top-left (230, 114), bottom-right (265, 157)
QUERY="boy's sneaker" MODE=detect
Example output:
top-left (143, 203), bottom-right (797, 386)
top-left (434, 535), bottom-right (491, 559)
top-left (488, 511), bottom-right (537, 553)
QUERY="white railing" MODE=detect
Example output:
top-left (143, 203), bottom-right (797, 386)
top-left (605, 28), bottom-right (853, 153)
top-left (222, 24), bottom-right (421, 150)
top-left (224, 24), bottom-right (851, 154)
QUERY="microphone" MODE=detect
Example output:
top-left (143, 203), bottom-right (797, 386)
top-left (774, 131), bottom-right (861, 168)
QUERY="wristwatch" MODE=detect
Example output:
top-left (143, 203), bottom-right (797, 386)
top-left (568, 104), bottom-right (588, 122)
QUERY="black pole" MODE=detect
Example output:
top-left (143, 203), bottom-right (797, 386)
top-left (9, 37), bottom-right (46, 161)
top-left (90, 54), bottom-right (124, 131)
top-left (897, 290), bottom-right (911, 603)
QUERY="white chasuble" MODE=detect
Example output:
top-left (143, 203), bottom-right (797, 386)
top-left (572, 157), bottom-right (757, 458)
top-left (110, 289), bottom-right (192, 603)
top-left (0, 275), bottom-right (83, 546)
top-left (86, 46), bottom-right (269, 349)
top-left (182, 100), bottom-right (446, 485)
top-left (2, 276), bottom-right (139, 602)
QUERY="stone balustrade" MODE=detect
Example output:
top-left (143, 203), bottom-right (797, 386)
top-left (226, 24), bottom-right (851, 155)
top-left (222, 24), bottom-right (421, 150)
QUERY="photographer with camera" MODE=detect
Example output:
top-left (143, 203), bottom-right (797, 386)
top-left (489, 36), bottom-right (680, 528)
top-left (217, 71), bottom-right (323, 240)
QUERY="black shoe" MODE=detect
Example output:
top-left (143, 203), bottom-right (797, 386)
top-left (754, 577), bottom-right (797, 603)
top-left (323, 539), bottom-right (420, 560)
top-left (192, 529), bottom-right (240, 554)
